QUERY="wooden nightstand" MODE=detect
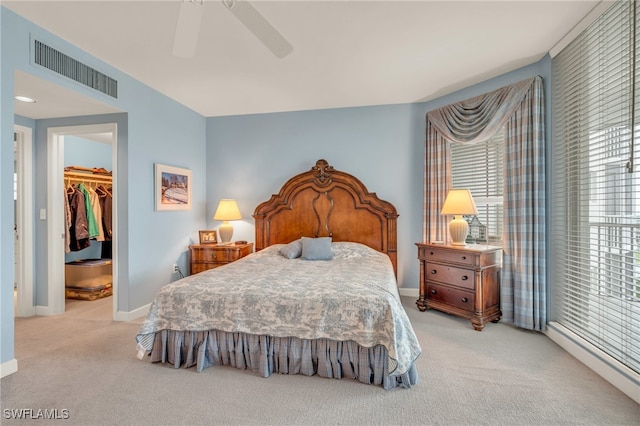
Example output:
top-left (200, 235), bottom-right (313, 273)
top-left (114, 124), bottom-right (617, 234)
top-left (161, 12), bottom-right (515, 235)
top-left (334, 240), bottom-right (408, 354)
top-left (416, 242), bottom-right (501, 331)
top-left (189, 243), bottom-right (253, 275)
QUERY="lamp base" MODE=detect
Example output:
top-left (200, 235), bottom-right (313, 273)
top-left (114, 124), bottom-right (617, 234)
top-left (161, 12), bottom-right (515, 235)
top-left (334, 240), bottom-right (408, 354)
top-left (218, 222), bottom-right (234, 243)
top-left (448, 216), bottom-right (469, 246)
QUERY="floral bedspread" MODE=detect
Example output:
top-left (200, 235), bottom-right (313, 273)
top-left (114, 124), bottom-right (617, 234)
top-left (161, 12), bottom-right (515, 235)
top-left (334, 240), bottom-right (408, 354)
top-left (136, 242), bottom-right (421, 376)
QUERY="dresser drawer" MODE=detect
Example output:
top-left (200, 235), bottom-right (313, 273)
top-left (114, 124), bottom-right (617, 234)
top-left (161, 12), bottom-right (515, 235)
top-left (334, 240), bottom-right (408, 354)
top-left (420, 246), bottom-right (476, 267)
top-left (190, 263), bottom-right (222, 274)
top-left (427, 282), bottom-right (475, 313)
top-left (191, 248), bottom-right (237, 263)
top-left (425, 262), bottom-right (475, 290)
top-left (189, 243), bottom-right (253, 276)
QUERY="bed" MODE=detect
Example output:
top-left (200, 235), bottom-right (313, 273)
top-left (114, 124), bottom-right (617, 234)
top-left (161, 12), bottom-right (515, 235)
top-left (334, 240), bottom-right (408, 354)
top-left (135, 159), bottom-right (421, 389)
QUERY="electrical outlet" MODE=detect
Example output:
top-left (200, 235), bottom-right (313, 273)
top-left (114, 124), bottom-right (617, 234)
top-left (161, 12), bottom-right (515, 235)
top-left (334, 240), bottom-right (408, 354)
top-left (172, 264), bottom-right (179, 273)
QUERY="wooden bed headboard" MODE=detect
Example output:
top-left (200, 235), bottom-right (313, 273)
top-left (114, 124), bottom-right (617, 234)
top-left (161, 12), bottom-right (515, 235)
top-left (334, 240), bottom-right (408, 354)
top-left (253, 159), bottom-right (399, 275)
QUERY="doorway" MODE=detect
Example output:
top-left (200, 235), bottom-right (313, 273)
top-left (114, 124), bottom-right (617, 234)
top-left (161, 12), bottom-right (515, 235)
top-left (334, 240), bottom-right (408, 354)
top-left (46, 123), bottom-right (118, 319)
top-left (14, 125), bottom-right (35, 318)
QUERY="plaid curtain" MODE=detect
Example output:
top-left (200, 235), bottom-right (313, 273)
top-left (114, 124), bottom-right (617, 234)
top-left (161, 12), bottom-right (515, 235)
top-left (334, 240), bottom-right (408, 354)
top-left (502, 78), bottom-right (546, 330)
top-left (424, 76), bottom-right (546, 331)
top-left (423, 120), bottom-right (451, 243)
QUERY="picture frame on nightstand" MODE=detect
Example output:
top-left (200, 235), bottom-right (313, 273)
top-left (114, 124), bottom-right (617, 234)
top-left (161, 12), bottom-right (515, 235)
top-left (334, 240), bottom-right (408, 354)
top-left (199, 230), bottom-right (218, 244)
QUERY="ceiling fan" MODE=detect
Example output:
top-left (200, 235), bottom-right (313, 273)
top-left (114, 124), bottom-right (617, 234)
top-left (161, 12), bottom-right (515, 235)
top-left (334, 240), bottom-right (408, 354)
top-left (172, 0), bottom-right (293, 58)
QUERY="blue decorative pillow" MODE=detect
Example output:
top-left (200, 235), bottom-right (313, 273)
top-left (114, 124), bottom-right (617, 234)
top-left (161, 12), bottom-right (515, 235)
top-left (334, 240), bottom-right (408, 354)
top-left (301, 237), bottom-right (333, 260)
top-left (278, 239), bottom-right (303, 259)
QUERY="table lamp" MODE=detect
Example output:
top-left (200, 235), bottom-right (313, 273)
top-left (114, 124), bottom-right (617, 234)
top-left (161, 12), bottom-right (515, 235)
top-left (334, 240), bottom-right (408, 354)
top-left (214, 199), bottom-right (242, 243)
top-left (440, 189), bottom-right (478, 246)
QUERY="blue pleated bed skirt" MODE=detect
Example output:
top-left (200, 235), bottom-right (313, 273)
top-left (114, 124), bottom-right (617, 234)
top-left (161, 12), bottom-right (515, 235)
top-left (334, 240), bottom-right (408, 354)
top-left (149, 329), bottom-right (418, 390)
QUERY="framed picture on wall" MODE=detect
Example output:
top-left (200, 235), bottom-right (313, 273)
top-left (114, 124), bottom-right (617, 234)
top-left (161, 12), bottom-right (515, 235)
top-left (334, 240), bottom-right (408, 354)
top-left (199, 230), bottom-right (218, 244)
top-left (155, 163), bottom-right (192, 211)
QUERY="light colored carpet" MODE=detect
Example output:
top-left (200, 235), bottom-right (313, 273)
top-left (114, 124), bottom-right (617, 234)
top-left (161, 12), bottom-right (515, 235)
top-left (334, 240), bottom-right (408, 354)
top-left (1, 296), bottom-right (638, 425)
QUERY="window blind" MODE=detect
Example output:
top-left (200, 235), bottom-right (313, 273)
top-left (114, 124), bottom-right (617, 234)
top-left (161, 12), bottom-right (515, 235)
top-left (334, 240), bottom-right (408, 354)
top-left (551, 0), bottom-right (639, 374)
top-left (451, 130), bottom-right (504, 245)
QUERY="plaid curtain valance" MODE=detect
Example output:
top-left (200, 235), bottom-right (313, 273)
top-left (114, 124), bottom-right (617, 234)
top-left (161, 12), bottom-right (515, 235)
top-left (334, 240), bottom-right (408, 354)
top-left (427, 77), bottom-right (535, 144)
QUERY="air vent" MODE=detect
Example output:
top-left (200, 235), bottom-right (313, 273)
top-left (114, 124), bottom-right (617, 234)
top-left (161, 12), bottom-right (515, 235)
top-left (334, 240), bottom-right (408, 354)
top-left (34, 40), bottom-right (118, 99)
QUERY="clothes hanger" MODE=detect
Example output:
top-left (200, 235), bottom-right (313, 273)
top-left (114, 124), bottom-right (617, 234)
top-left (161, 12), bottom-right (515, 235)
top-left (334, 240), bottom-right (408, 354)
top-left (66, 179), bottom-right (76, 195)
top-left (96, 185), bottom-right (108, 196)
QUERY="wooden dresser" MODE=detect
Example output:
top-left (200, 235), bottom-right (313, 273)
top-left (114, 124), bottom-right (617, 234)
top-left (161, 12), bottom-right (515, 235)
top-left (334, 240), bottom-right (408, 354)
top-left (189, 243), bottom-right (253, 275)
top-left (416, 242), bottom-right (501, 331)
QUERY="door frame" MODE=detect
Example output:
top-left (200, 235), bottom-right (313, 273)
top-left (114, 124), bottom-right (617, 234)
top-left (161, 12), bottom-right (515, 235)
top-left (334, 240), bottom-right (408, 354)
top-left (46, 123), bottom-right (118, 318)
top-left (14, 125), bottom-right (35, 317)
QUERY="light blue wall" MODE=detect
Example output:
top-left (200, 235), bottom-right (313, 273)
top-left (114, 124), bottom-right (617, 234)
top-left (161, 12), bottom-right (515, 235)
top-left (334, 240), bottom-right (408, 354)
top-left (64, 135), bottom-right (112, 170)
top-left (1, 8), bottom-right (207, 367)
top-left (207, 104), bottom-right (425, 288)
top-left (206, 57), bottom-right (551, 290)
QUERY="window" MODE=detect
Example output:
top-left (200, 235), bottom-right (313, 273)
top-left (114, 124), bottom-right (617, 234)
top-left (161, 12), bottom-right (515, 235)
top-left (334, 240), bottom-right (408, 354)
top-left (551, 0), bottom-right (639, 374)
top-left (451, 129), bottom-right (504, 245)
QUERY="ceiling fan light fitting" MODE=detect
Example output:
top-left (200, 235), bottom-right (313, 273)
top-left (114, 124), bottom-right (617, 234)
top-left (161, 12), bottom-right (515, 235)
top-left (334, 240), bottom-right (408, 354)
top-left (222, 0), bottom-right (237, 9)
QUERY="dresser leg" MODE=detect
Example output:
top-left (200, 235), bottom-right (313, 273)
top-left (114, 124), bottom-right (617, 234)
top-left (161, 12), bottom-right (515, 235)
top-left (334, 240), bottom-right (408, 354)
top-left (416, 296), bottom-right (428, 312)
top-left (471, 320), bottom-right (485, 331)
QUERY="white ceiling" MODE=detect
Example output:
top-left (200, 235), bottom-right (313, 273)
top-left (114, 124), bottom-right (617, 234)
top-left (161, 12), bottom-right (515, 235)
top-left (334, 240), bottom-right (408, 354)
top-left (7, 0), bottom-right (600, 120)
top-left (13, 70), bottom-right (124, 120)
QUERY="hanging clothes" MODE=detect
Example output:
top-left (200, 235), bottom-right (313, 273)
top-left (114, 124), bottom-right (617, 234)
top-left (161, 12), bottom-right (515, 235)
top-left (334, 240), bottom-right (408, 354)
top-left (68, 186), bottom-right (91, 251)
top-left (64, 170), bottom-right (113, 254)
top-left (88, 186), bottom-right (105, 242)
top-left (98, 185), bottom-right (113, 259)
top-left (98, 185), bottom-right (113, 241)
top-left (64, 189), bottom-right (72, 254)
top-left (77, 183), bottom-right (100, 239)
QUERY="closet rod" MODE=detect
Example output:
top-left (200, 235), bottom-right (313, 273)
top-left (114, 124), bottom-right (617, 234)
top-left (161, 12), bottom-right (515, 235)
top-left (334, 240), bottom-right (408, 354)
top-left (64, 171), bottom-right (112, 184)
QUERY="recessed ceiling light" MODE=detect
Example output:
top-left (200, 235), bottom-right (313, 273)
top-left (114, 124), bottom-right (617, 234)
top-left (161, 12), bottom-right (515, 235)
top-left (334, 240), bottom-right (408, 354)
top-left (15, 95), bottom-right (37, 103)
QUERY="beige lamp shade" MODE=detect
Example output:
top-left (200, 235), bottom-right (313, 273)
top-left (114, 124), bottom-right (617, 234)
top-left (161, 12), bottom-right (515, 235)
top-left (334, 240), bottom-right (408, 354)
top-left (214, 199), bottom-right (242, 243)
top-left (214, 199), bottom-right (242, 221)
top-left (441, 189), bottom-right (478, 246)
top-left (441, 189), bottom-right (478, 216)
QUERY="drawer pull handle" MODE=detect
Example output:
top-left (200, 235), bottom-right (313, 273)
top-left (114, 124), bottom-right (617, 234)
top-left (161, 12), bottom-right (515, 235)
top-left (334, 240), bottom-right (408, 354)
top-left (430, 289), bottom-right (437, 294)
top-left (461, 297), bottom-right (468, 303)
top-left (430, 251), bottom-right (434, 255)
top-left (461, 275), bottom-right (469, 281)
top-left (431, 270), bottom-right (437, 275)
top-left (461, 255), bottom-right (467, 260)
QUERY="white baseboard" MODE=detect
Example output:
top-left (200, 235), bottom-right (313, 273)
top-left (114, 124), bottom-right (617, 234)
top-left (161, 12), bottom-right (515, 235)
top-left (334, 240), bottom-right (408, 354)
top-left (546, 321), bottom-right (640, 404)
top-left (35, 303), bottom-right (149, 322)
top-left (399, 287), bottom-right (419, 298)
top-left (1, 358), bottom-right (18, 378)
top-left (114, 303), bottom-right (150, 322)
top-left (35, 305), bottom-right (54, 316)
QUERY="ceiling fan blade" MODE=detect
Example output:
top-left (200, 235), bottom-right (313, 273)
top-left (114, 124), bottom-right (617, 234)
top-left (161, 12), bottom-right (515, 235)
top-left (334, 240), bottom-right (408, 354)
top-left (223, 0), bottom-right (293, 58)
top-left (173, 0), bottom-right (205, 58)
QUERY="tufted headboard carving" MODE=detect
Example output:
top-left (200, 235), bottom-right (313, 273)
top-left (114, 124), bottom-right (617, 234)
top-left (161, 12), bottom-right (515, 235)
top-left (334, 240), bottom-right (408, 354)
top-left (253, 159), bottom-right (399, 276)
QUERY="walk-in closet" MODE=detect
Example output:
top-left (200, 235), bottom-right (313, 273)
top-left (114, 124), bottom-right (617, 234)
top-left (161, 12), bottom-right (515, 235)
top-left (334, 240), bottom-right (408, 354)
top-left (63, 136), bottom-right (113, 304)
